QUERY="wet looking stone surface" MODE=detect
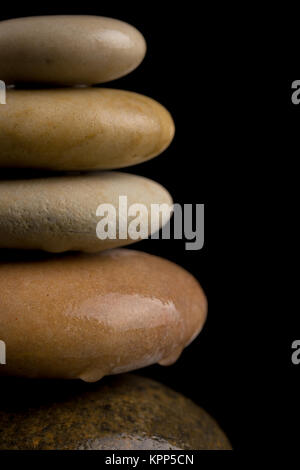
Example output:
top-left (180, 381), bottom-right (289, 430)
top-left (0, 374), bottom-right (231, 450)
top-left (0, 249), bottom-right (207, 381)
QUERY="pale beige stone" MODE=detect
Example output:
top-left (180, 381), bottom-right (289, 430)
top-left (0, 249), bottom-right (207, 381)
top-left (0, 172), bottom-right (173, 252)
top-left (0, 16), bottom-right (146, 85)
top-left (0, 88), bottom-right (175, 170)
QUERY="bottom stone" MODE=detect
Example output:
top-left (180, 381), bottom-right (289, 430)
top-left (0, 374), bottom-right (231, 450)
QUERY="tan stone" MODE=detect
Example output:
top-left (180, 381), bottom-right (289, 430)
top-left (0, 16), bottom-right (146, 85)
top-left (0, 172), bottom-right (173, 252)
top-left (0, 88), bottom-right (175, 170)
top-left (0, 249), bottom-right (207, 382)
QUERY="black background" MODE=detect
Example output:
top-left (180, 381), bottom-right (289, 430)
top-left (0, 3), bottom-right (291, 459)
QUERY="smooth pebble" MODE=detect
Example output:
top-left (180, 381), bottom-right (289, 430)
top-left (0, 88), bottom-right (175, 170)
top-left (0, 249), bottom-right (207, 382)
top-left (0, 172), bottom-right (173, 252)
top-left (0, 16), bottom-right (146, 85)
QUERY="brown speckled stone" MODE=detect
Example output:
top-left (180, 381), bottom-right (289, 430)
top-left (0, 374), bottom-right (231, 450)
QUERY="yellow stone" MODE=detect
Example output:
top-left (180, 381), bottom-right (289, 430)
top-left (0, 88), bottom-right (175, 170)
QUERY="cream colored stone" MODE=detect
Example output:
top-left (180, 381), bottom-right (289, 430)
top-left (0, 88), bottom-right (175, 170)
top-left (0, 16), bottom-right (146, 85)
top-left (0, 172), bottom-right (173, 252)
top-left (0, 249), bottom-right (207, 381)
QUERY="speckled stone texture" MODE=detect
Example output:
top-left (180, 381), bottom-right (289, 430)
top-left (0, 374), bottom-right (231, 450)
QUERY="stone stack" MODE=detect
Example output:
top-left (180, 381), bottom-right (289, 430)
top-left (0, 15), bottom-right (228, 450)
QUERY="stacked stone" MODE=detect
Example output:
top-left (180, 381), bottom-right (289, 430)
top-left (0, 16), bottom-right (227, 451)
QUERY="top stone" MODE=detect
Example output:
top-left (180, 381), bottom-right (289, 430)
top-left (0, 15), bottom-right (147, 85)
